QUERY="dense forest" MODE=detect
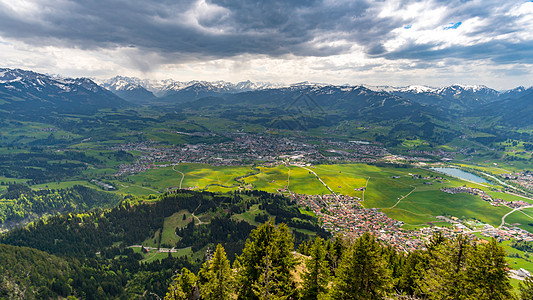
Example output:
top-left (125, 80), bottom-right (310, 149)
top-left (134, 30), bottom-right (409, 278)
top-left (1, 189), bottom-right (532, 299)
top-left (0, 189), bottom-right (327, 299)
top-left (0, 184), bottom-right (120, 226)
top-left (0, 190), bottom-right (326, 257)
top-left (165, 222), bottom-right (530, 300)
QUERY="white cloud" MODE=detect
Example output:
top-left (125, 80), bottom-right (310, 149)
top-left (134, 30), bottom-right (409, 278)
top-left (0, 0), bottom-right (532, 89)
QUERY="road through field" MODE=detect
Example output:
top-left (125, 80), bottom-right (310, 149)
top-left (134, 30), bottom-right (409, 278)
top-left (295, 165), bottom-right (337, 198)
top-left (499, 205), bottom-right (533, 228)
top-left (172, 165), bottom-right (185, 189)
top-left (388, 187), bottom-right (417, 209)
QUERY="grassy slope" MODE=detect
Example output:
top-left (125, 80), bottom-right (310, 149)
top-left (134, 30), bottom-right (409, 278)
top-left (142, 210), bottom-right (194, 248)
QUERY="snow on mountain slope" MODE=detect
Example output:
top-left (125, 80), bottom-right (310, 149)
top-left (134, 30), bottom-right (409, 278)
top-left (100, 76), bottom-right (284, 97)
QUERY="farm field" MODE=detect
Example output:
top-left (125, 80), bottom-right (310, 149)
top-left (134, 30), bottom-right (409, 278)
top-left (123, 164), bottom-right (254, 193)
top-left (241, 163), bottom-right (532, 230)
top-left (19, 161), bottom-right (533, 232)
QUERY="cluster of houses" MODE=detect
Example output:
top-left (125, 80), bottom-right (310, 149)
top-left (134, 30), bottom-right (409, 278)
top-left (323, 140), bottom-right (390, 159)
top-left (440, 186), bottom-right (531, 209)
top-left (481, 224), bottom-right (533, 242)
top-left (292, 193), bottom-right (431, 252)
top-left (293, 190), bottom-right (533, 255)
top-left (502, 171), bottom-right (533, 191)
top-left (112, 132), bottom-right (392, 176)
top-left (441, 186), bottom-right (492, 201)
top-left (436, 215), bottom-right (533, 242)
top-left (90, 179), bottom-right (115, 190)
top-left (407, 148), bottom-right (458, 161)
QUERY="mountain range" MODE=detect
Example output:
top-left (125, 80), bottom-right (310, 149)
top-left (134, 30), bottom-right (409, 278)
top-left (99, 76), bottom-right (283, 103)
top-left (0, 68), bottom-right (128, 120)
top-left (1, 68), bottom-right (532, 130)
top-left (99, 75), bottom-right (532, 114)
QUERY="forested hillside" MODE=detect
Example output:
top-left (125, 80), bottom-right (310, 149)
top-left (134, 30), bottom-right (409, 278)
top-left (164, 222), bottom-right (519, 300)
top-left (0, 189), bottom-right (328, 299)
top-left (0, 184), bottom-right (120, 228)
top-left (2, 189), bottom-right (533, 299)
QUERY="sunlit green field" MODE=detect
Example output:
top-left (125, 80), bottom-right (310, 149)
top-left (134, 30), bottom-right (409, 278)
top-left (142, 210), bottom-right (194, 248)
top-left (0, 121), bottom-right (81, 145)
top-left (20, 161), bottom-right (532, 232)
top-left (0, 177), bottom-right (29, 192)
top-left (239, 163), bottom-right (528, 228)
top-left (87, 162), bottom-right (533, 232)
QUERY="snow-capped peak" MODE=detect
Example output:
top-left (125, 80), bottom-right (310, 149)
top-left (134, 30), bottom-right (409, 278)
top-left (0, 68), bottom-right (108, 95)
top-left (99, 76), bottom-right (283, 96)
top-left (361, 84), bottom-right (436, 94)
top-left (437, 84), bottom-right (491, 94)
top-left (401, 85), bottom-right (436, 93)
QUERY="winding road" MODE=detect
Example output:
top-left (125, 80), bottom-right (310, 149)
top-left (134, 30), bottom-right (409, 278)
top-left (499, 205), bottom-right (533, 228)
top-left (362, 177), bottom-right (370, 202)
top-left (172, 165), bottom-right (185, 189)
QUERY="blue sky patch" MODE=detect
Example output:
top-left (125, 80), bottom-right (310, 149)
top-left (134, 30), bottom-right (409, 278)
top-left (444, 22), bottom-right (462, 30)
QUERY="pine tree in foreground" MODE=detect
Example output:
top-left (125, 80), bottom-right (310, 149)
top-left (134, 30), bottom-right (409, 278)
top-left (466, 238), bottom-right (512, 300)
top-left (418, 235), bottom-right (513, 300)
top-left (331, 232), bottom-right (391, 300)
top-left (301, 237), bottom-right (330, 300)
top-left (161, 222), bottom-right (515, 300)
top-left (419, 234), bottom-right (471, 299)
top-left (199, 244), bottom-right (234, 300)
top-left (164, 268), bottom-right (198, 300)
top-left (236, 220), bottom-right (297, 300)
top-left (519, 274), bottom-right (533, 300)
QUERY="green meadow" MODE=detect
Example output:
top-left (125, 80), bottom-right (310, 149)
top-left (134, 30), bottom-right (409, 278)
top-left (232, 204), bottom-right (267, 226)
top-left (19, 160), bottom-right (531, 233)
top-left (239, 163), bottom-right (532, 230)
top-left (130, 245), bottom-right (192, 263)
top-left (93, 162), bottom-right (533, 232)
top-left (142, 210), bottom-right (193, 248)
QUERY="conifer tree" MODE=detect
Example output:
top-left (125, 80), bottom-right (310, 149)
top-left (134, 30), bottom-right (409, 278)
top-left (466, 238), bottom-right (512, 300)
top-left (331, 232), bottom-right (391, 300)
top-left (397, 250), bottom-right (426, 296)
top-left (325, 235), bottom-right (347, 273)
top-left (519, 275), bottom-right (533, 300)
top-left (252, 253), bottom-right (285, 300)
top-left (301, 237), bottom-right (330, 300)
top-left (164, 268), bottom-right (198, 300)
top-left (236, 220), bottom-right (296, 300)
top-left (199, 244), bottom-right (234, 300)
top-left (382, 245), bottom-right (404, 290)
top-left (419, 234), bottom-right (471, 300)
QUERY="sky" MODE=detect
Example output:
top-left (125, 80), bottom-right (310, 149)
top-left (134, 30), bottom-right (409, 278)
top-left (0, 0), bottom-right (532, 89)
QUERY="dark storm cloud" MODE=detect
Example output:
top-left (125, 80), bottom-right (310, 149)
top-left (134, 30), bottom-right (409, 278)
top-left (0, 0), bottom-right (530, 64)
top-left (0, 0), bottom-right (378, 58)
top-left (385, 40), bottom-right (533, 65)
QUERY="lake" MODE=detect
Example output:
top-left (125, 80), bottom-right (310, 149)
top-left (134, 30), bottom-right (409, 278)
top-left (431, 167), bottom-right (489, 183)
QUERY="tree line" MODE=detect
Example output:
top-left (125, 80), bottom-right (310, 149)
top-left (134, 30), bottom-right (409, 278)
top-left (0, 184), bottom-right (120, 225)
top-left (165, 220), bottom-right (531, 300)
top-left (2, 189), bottom-right (532, 299)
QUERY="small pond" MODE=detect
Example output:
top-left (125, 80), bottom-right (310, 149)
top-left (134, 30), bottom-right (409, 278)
top-left (431, 167), bottom-right (489, 184)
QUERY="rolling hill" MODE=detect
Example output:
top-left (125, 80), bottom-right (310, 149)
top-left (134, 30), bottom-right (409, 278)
top-left (0, 68), bottom-right (131, 120)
